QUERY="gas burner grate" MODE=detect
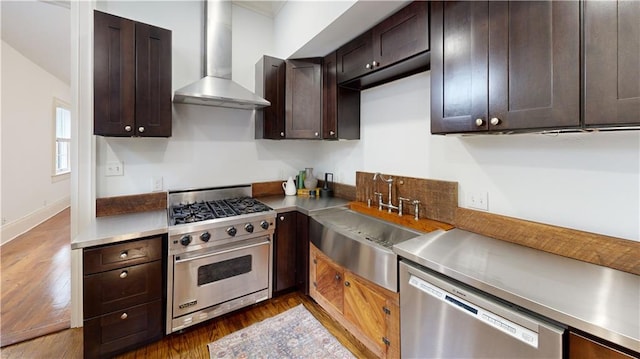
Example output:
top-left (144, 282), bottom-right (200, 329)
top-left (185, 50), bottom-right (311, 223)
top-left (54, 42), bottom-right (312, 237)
top-left (207, 200), bottom-right (240, 218)
top-left (169, 196), bottom-right (272, 225)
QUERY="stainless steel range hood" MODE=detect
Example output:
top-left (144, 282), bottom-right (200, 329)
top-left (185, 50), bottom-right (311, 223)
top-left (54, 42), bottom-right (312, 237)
top-left (173, 1), bottom-right (270, 109)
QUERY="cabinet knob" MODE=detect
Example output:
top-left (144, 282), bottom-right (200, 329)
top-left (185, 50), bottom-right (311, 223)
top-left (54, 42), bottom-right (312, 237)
top-left (280, 132), bottom-right (285, 137)
top-left (119, 270), bottom-right (128, 279)
top-left (138, 126), bottom-right (145, 133)
top-left (335, 273), bottom-right (341, 281)
top-left (365, 63), bottom-right (371, 69)
top-left (344, 281), bottom-right (351, 287)
top-left (279, 216), bottom-right (285, 221)
top-left (329, 130), bottom-right (335, 136)
top-left (119, 251), bottom-right (128, 259)
top-left (475, 118), bottom-right (484, 127)
top-left (120, 313), bottom-right (128, 320)
top-left (372, 61), bottom-right (379, 67)
top-left (314, 132), bottom-right (319, 137)
top-left (124, 125), bottom-right (132, 132)
top-left (490, 117), bottom-right (501, 126)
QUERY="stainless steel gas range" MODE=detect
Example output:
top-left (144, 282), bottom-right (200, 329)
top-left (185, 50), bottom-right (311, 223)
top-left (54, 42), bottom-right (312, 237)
top-left (165, 185), bottom-right (275, 334)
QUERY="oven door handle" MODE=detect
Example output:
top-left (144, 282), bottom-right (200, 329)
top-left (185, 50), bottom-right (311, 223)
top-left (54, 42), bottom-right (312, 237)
top-left (174, 238), bottom-right (270, 264)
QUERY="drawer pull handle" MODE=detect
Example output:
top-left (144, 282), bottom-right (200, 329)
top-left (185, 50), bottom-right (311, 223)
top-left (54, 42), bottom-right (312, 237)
top-left (335, 274), bottom-right (341, 281)
top-left (120, 251), bottom-right (128, 259)
top-left (119, 271), bottom-right (128, 279)
top-left (344, 281), bottom-right (351, 287)
top-left (120, 313), bottom-right (128, 320)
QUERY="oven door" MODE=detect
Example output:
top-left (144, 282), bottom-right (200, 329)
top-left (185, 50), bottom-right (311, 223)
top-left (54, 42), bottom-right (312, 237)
top-left (172, 237), bottom-right (270, 318)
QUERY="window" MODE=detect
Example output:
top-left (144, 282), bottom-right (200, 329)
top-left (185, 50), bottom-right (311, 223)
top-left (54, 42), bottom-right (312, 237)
top-left (54, 100), bottom-right (71, 176)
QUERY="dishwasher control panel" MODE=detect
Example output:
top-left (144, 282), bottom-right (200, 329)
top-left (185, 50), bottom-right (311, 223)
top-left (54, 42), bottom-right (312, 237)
top-left (408, 274), bottom-right (539, 348)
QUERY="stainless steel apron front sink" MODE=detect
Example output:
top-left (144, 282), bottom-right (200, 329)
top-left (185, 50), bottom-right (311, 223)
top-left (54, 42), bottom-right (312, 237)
top-left (309, 207), bottom-right (423, 292)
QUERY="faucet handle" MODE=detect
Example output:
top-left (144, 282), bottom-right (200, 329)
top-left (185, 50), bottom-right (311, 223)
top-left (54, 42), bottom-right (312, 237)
top-left (374, 192), bottom-right (383, 210)
top-left (411, 200), bottom-right (421, 220)
top-left (398, 197), bottom-right (412, 217)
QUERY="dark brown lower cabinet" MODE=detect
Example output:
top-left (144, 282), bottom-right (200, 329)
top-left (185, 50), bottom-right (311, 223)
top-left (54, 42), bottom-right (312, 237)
top-left (272, 211), bottom-right (310, 296)
top-left (83, 235), bottom-right (164, 358)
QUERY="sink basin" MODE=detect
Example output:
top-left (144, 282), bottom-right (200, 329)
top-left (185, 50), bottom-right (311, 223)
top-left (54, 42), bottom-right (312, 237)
top-left (309, 207), bottom-right (423, 292)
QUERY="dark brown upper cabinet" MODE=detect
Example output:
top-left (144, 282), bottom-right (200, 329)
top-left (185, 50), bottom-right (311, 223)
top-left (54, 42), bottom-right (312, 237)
top-left (255, 57), bottom-right (323, 140)
top-left (337, 1), bottom-right (429, 90)
top-left (584, 0), bottom-right (640, 128)
top-left (285, 58), bottom-right (323, 139)
top-left (94, 11), bottom-right (172, 137)
top-left (255, 56), bottom-right (286, 139)
top-left (323, 51), bottom-right (360, 140)
top-left (431, 1), bottom-right (580, 134)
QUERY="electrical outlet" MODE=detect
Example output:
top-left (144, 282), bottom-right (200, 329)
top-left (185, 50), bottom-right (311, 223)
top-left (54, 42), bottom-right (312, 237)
top-left (106, 161), bottom-right (124, 176)
top-left (467, 191), bottom-right (489, 211)
top-left (152, 176), bottom-right (163, 192)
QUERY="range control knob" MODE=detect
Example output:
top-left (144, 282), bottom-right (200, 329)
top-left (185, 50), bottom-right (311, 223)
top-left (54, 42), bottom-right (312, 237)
top-left (244, 223), bottom-right (254, 233)
top-left (200, 231), bottom-right (211, 242)
top-left (226, 226), bottom-right (237, 237)
top-left (260, 220), bottom-right (269, 230)
top-left (180, 235), bottom-right (192, 246)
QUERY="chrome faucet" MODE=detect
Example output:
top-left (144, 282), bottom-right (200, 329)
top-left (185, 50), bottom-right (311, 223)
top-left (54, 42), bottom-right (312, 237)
top-left (373, 172), bottom-right (399, 214)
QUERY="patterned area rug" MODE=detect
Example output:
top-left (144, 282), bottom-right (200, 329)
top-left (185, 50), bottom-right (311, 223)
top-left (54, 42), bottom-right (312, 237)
top-left (208, 304), bottom-right (355, 359)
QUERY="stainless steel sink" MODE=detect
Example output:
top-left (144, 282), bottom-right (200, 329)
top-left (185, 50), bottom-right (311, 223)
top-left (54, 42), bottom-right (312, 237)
top-left (309, 207), bottom-right (423, 292)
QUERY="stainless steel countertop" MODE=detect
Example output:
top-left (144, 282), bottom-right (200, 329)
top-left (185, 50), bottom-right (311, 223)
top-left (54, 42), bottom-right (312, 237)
top-left (70, 196), bottom-right (348, 250)
top-left (258, 195), bottom-right (350, 216)
top-left (71, 210), bottom-right (168, 250)
top-left (393, 228), bottom-right (640, 352)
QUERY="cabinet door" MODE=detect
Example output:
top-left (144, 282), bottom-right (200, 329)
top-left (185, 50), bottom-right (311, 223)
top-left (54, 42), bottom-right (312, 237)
top-left (569, 332), bottom-right (636, 359)
top-left (296, 212), bottom-right (310, 294)
top-left (430, 1), bottom-right (489, 134)
top-left (488, 1), bottom-right (579, 131)
top-left (256, 56), bottom-right (286, 139)
top-left (135, 22), bottom-right (172, 137)
top-left (274, 212), bottom-right (297, 293)
top-left (312, 248), bottom-right (344, 313)
top-left (323, 52), bottom-right (338, 140)
top-left (344, 272), bottom-right (388, 355)
top-left (336, 31), bottom-right (373, 84)
top-left (372, 1), bottom-right (429, 69)
top-left (285, 59), bottom-right (322, 139)
top-left (94, 11), bottom-right (135, 136)
top-left (584, 1), bottom-right (640, 127)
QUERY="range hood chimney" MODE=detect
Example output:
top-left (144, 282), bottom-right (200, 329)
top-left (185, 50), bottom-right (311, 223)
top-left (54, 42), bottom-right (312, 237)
top-left (173, 0), bottom-right (270, 109)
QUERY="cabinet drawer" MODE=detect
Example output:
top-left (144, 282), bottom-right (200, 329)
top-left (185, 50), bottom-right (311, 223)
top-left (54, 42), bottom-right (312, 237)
top-left (84, 261), bottom-right (162, 319)
top-left (83, 299), bottom-right (163, 359)
top-left (84, 236), bottom-right (162, 274)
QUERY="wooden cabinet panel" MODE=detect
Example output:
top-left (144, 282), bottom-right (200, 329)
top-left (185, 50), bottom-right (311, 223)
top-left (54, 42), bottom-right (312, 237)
top-left (431, 1), bottom-right (489, 134)
top-left (314, 250), bottom-right (344, 313)
top-left (94, 10), bottom-right (171, 137)
top-left (84, 300), bottom-right (163, 359)
top-left (584, 0), bottom-right (640, 127)
top-left (274, 212), bottom-right (297, 293)
top-left (372, 1), bottom-right (429, 68)
top-left (431, 1), bottom-right (579, 134)
top-left (336, 31), bottom-right (373, 84)
top-left (569, 332), bottom-right (636, 359)
top-left (323, 51), bottom-right (338, 140)
top-left (255, 55), bottom-right (286, 139)
top-left (344, 272), bottom-right (387, 354)
top-left (296, 212), bottom-right (310, 294)
top-left (84, 261), bottom-right (162, 319)
top-left (93, 11), bottom-right (135, 136)
top-left (83, 236), bottom-right (162, 275)
top-left (285, 59), bottom-right (323, 139)
top-left (488, 1), bottom-right (579, 131)
top-left (134, 22), bottom-right (172, 137)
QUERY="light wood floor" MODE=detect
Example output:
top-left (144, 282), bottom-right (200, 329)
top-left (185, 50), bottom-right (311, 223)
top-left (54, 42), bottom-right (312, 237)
top-left (0, 208), bottom-right (71, 347)
top-left (1, 291), bottom-right (375, 358)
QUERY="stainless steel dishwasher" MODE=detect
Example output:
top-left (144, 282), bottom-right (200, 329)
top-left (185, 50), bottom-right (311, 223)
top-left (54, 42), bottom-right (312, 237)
top-left (400, 260), bottom-right (566, 358)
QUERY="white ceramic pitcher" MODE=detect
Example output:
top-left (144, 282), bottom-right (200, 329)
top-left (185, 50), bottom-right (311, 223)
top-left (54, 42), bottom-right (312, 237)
top-left (282, 176), bottom-right (297, 196)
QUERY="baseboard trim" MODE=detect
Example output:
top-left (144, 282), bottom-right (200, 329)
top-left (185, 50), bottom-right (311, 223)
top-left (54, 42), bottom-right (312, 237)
top-left (1, 196), bottom-right (70, 245)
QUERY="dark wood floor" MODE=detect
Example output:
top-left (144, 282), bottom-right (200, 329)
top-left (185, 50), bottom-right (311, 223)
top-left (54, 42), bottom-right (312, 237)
top-left (1, 291), bottom-right (375, 358)
top-left (0, 208), bottom-right (71, 347)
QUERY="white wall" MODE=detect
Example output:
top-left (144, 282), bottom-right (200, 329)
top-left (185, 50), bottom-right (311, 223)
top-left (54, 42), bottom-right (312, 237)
top-left (90, 2), bottom-right (640, 242)
top-left (1, 40), bottom-right (71, 243)
top-left (314, 72), bottom-right (640, 242)
top-left (95, 1), bottom-right (320, 197)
